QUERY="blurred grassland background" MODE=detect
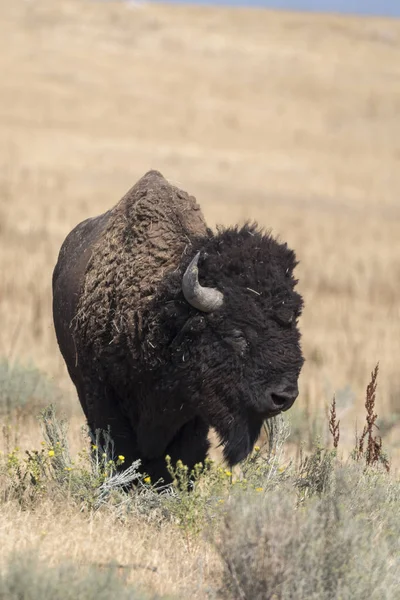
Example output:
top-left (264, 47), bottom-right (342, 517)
top-left (1, 1), bottom-right (400, 597)
top-left (0, 0), bottom-right (400, 446)
top-left (1, 0), bottom-right (400, 452)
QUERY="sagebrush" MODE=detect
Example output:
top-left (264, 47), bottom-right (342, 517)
top-left (0, 368), bottom-right (398, 599)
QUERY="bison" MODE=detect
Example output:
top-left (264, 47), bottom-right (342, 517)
top-left (52, 170), bottom-right (304, 483)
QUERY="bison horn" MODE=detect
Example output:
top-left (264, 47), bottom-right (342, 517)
top-left (182, 252), bottom-right (224, 313)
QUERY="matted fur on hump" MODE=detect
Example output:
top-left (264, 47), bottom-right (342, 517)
top-left (73, 170), bottom-right (207, 358)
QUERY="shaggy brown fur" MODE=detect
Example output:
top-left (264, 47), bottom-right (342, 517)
top-left (74, 170), bottom-right (208, 361)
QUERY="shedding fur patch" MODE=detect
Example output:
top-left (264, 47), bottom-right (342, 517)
top-left (73, 170), bottom-right (207, 362)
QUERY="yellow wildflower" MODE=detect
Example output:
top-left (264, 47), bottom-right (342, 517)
top-left (92, 444), bottom-right (98, 450)
top-left (255, 487), bottom-right (263, 492)
top-left (102, 453), bottom-right (107, 458)
top-left (144, 476), bottom-right (151, 484)
top-left (117, 455), bottom-right (125, 463)
top-left (254, 446), bottom-right (260, 452)
top-left (224, 470), bottom-right (232, 477)
top-left (48, 450), bottom-right (55, 458)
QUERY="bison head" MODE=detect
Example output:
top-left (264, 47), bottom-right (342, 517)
top-left (146, 223), bottom-right (304, 467)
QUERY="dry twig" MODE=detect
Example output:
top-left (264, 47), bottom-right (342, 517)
top-left (329, 395), bottom-right (340, 449)
top-left (356, 364), bottom-right (390, 472)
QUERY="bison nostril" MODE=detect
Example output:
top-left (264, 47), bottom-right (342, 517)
top-left (270, 393), bottom-right (289, 409)
top-left (270, 388), bottom-right (298, 411)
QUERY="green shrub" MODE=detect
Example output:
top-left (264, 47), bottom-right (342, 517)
top-left (1, 405), bottom-right (155, 512)
top-left (0, 359), bottom-right (60, 417)
top-left (214, 460), bottom-right (400, 600)
top-left (0, 552), bottom-right (166, 600)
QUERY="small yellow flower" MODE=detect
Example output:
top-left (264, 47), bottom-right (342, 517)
top-left (48, 450), bottom-right (55, 457)
top-left (64, 467), bottom-right (72, 472)
top-left (254, 446), bottom-right (260, 452)
top-left (224, 470), bottom-right (232, 477)
top-left (92, 444), bottom-right (98, 450)
top-left (102, 453), bottom-right (107, 458)
top-left (117, 455), bottom-right (125, 463)
top-left (40, 441), bottom-right (45, 446)
top-left (255, 487), bottom-right (263, 492)
top-left (144, 476), bottom-right (151, 484)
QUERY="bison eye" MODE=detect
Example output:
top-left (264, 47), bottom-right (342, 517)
top-left (228, 329), bottom-right (248, 355)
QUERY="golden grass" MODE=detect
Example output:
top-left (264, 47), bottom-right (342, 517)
top-left (0, 498), bottom-right (223, 597)
top-left (0, 0), bottom-right (400, 594)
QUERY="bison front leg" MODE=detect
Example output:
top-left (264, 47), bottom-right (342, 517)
top-left (141, 417), bottom-right (210, 485)
top-left (73, 371), bottom-right (141, 471)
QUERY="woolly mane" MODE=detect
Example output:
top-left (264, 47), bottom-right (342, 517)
top-left (141, 222), bottom-right (303, 368)
top-left (73, 171), bottom-right (208, 362)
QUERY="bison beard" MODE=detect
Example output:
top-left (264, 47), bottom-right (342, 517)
top-left (52, 170), bottom-right (304, 484)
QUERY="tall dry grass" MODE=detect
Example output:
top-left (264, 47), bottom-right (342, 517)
top-left (1, 399), bottom-right (398, 599)
top-left (0, 498), bottom-right (222, 598)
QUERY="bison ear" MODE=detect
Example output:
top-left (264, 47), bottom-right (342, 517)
top-left (182, 252), bottom-right (224, 313)
top-left (188, 315), bottom-right (207, 333)
top-left (178, 315), bottom-right (207, 335)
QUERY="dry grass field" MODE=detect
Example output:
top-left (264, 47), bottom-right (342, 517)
top-left (1, 0), bottom-right (400, 597)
